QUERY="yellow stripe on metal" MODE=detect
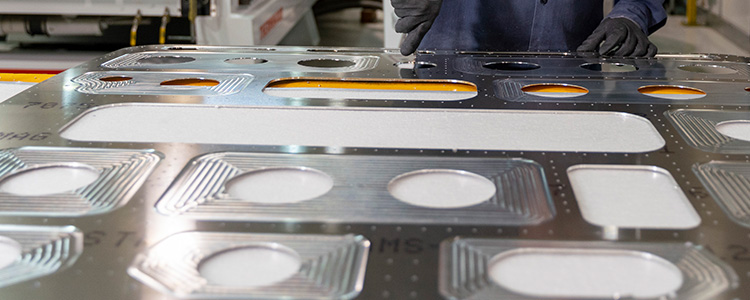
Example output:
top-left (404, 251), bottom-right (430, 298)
top-left (639, 85), bottom-right (706, 95)
top-left (266, 78), bottom-right (477, 92)
top-left (0, 73), bottom-right (54, 83)
top-left (522, 84), bottom-right (588, 93)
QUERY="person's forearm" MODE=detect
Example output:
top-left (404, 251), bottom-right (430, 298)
top-left (608, 0), bottom-right (667, 34)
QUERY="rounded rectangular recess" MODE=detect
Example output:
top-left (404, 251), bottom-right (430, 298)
top-left (60, 104), bottom-right (665, 153)
top-left (567, 164), bottom-right (700, 229)
top-left (665, 109), bottom-right (750, 154)
top-left (263, 77), bottom-right (478, 101)
top-left (0, 225), bottom-right (82, 289)
top-left (100, 52), bottom-right (380, 73)
top-left (454, 56), bottom-right (750, 81)
top-left (128, 231), bottom-right (369, 299)
top-left (0, 147), bottom-right (163, 216)
top-left (439, 238), bottom-right (737, 300)
top-left (72, 71), bottom-right (253, 96)
top-left (693, 161), bottom-right (750, 228)
top-left (155, 153), bottom-right (555, 226)
top-left (495, 79), bottom-right (748, 105)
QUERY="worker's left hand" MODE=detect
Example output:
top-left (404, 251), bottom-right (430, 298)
top-left (577, 17), bottom-right (657, 57)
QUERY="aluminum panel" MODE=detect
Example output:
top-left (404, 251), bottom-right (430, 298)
top-left (156, 153), bottom-right (555, 226)
top-left (0, 45), bottom-right (748, 300)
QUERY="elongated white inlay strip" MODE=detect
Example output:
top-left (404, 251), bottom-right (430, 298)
top-left (488, 248), bottom-right (683, 298)
top-left (0, 82), bottom-right (35, 103)
top-left (568, 165), bottom-right (701, 229)
top-left (61, 105), bottom-right (665, 153)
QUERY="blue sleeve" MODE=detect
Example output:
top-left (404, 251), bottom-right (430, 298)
top-left (607, 0), bottom-right (667, 34)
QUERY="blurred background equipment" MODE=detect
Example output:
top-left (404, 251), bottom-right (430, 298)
top-left (0, 0), bottom-right (319, 46)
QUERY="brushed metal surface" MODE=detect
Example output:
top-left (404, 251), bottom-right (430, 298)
top-left (0, 45), bottom-right (748, 299)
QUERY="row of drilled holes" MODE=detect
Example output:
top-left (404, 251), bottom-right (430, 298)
top-left (96, 76), bottom-right (750, 100)
top-left (137, 56), bottom-right (357, 68)
top-left (484, 61), bottom-right (740, 74)
top-left (134, 55), bottom-right (743, 75)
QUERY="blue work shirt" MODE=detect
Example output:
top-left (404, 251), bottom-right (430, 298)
top-left (419, 0), bottom-right (667, 52)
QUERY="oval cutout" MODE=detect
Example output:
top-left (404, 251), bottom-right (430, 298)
top-left (388, 169), bottom-right (496, 209)
top-left (0, 236), bottom-right (22, 270)
top-left (160, 78), bottom-right (220, 87)
top-left (580, 62), bottom-right (638, 72)
top-left (488, 248), bottom-right (683, 298)
top-left (0, 164), bottom-right (99, 196)
top-left (638, 85), bottom-right (706, 100)
top-left (99, 76), bottom-right (133, 82)
top-left (298, 59), bottom-right (356, 68)
top-left (395, 61), bottom-right (437, 69)
top-left (745, 87), bottom-right (750, 92)
top-left (225, 167), bottom-right (333, 204)
top-left (678, 64), bottom-right (738, 74)
top-left (264, 77), bottom-right (478, 101)
top-left (224, 57), bottom-right (268, 65)
top-left (483, 61), bottom-right (540, 71)
top-left (716, 120), bottom-right (750, 142)
top-left (198, 244), bottom-right (301, 287)
top-left (137, 56), bottom-right (195, 64)
top-left (522, 83), bottom-right (589, 98)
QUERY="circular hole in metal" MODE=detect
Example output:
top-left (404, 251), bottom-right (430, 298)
top-left (678, 64), bottom-right (738, 74)
top-left (0, 164), bottom-right (99, 196)
top-left (522, 83), bottom-right (589, 98)
top-left (99, 76), bottom-right (133, 82)
top-left (637, 85), bottom-right (706, 100)
top-left (744, 87), bottom-right (750, 92)
top-left (198, 244), bottom-right (301, 288)
top-left (160, 78), bottom-right (220, 87)
top-left (482, 61), bottom-right (540, 71)
top-left (388, 169), bottom-right (496, 209)
top-left (580, 62), bottom-right (638, 72)
top-left (136, 56), bottom-right (195, 64)
top-left (225, 167), bottom-right (333, 204)
top-left (488, 248), bottom-right (683, 298)
top-left (716, 120), bottom-right (750, 142)
top-left (0, 236), bottom-right (21, 270)
top-left (298, 59), bottom-right (356, 68)
top-left (224, 57), bottom-right (269, 65)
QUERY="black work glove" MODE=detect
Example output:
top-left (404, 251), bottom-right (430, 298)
top-left (577, 17), bottom-right (657, 57)
top-left (392, 0), bottom-right (442, 56)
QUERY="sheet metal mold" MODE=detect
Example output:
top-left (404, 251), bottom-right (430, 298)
top-left (0, 45), bottom-right (748, 299)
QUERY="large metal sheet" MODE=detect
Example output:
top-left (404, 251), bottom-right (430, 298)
top-left (0, 45), bottom-right (749, 300)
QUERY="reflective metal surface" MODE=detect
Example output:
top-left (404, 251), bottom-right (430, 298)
top-left (0, 45), bottom-right (749, 299)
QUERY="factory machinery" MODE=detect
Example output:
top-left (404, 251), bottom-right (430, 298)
top-left (0, 45), bottom-right (749, 300)
top-left (0, 0), bottom-right (321, 46)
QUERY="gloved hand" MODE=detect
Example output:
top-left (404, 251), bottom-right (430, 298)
top-left (392, 0), bottom-right (442, 56)
top-left (577, 17), bottom-right (657, 57)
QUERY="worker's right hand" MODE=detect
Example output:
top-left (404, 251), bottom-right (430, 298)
top-left (392, 0), bottom-right (442, 56)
